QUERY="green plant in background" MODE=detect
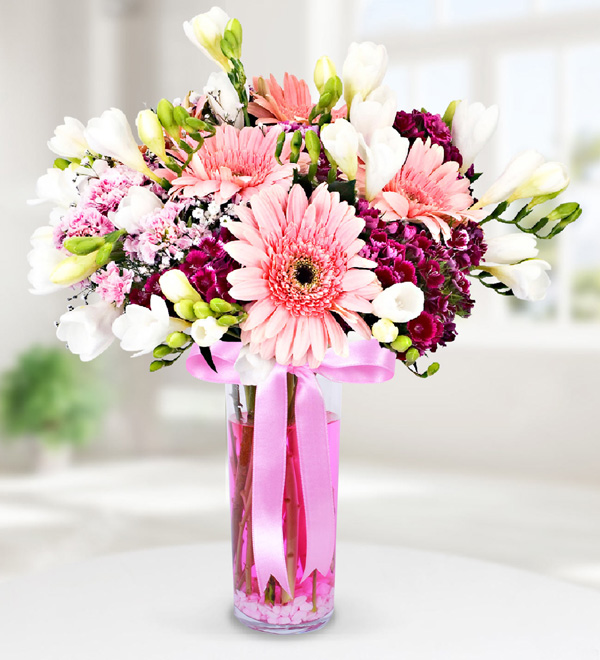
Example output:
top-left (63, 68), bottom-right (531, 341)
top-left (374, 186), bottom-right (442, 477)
top-left (0, 346), bottom-right (107, 447)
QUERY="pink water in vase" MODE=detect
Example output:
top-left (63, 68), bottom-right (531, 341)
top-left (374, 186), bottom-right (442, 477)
top-left (225, 376), bottom-right (341, 634)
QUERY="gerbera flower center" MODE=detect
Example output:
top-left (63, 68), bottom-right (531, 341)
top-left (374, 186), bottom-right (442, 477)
top-left (292, 258), bottom-right (319, 288)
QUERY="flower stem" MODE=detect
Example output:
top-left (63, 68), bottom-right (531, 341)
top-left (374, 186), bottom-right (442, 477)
top-left (311, 571), bottom-right (318, 612)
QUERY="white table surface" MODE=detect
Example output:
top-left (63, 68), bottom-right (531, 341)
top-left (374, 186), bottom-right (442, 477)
top-left (1, 542), bottom-right (599, 660)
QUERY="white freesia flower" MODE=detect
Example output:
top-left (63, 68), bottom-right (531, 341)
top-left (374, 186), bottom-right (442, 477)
top-left (56, 300), bottom-right (121, 362)
top-left (85, 108), bottom-right (156, 179)
top-left (191, 316), bottom-right (227, 347)
top-left (109, 186), bottom-right (163, 234)
top-left (372, 282), bottom-right (424, 323)
top-left (28, 168), bottom-right (79, 208)
top-left (50, 251), bottom-right (99, 287)
top-left (159, 270), bottom-right (202, 304)
top-left (48, 117), bottom-right (88, 160)
top-left (349, 85), bottom-right (397, 145)
top-left (472, 150), bottom-right (546, 209)
top-left (28, 226), bottom-right (66, 295)
top-left (343, 41), bottom-right (388, 111)
top-left (234, 346), bottom-right (276, 385)
top-left (483, 260), bottom-right (551, 301)
top-left (204, 71), bottom-right (244, 128)
top-left (183, 7), bottom-right (232, 72)
top-left (508, 161), bottom-right (569, 203)
top-left (359, 127), bottom-right (409, 200)
top-left (483, 233), bottom-right (539, 265)
top-left (372, 318), bottom-right (398, 343)
top-left (320, 118), bottom-right (359, 180)
top-left (451, 101), bottom-right (499, 174)
top-left (112, 295), bottom-right (189, 357)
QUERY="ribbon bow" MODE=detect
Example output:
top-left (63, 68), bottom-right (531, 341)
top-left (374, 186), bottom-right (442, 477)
top-left (187, 339), bottom-right (396, 595)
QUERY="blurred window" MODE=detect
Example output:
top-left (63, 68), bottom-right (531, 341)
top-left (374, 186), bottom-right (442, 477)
top-left (355, 1), bottom-right (600, 342)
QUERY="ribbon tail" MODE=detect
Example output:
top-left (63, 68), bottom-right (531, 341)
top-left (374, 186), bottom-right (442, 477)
top-left (295, 371), bottom-right (336, 583)
top-left (251, 367), bottom-right (292, 597)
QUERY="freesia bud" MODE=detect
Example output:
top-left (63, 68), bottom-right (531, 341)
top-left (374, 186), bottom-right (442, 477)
top-left (372, 318), bottom-right (399, 343)
top-left (209, 298), bottom-right (233, 314)
top-left (174, 299), bottom-right (197, 321)
top-left (451, 100), bottom-right (499, 173)
top-left (193, 301), bottom-right (214, 319)
top-left (136, 109), bottom-right (168, 162)
top-left (390, 335), bottom-right (412, 353)
top-left (314, 56), bottom-right (337, 95)
top-left (50, 251), bottom-right (99, 286)
top-left (157, 99), bottom-right (179, 139)
top-left (405, 347), bottom-right (420, 366)
top-left (63, 236), bottom-right (106, 256)
top-left (305, 130), bottom-right (321, 164)
top-left (226, 18), bottom-right (243, 52)
top-left (153, 345), bottom-right (173, 358)
top-left (150, 361), bottom-right (165, 372)
top-left (320, 119), bottom-right (359, 180)
top-left (159, 270), bottom-right (202, 303)
top-left (85, 108), bottom-right (159, 182)
top-left (166, 332), bottom-right (188, 349)
top-left (183, 7), bottom-right (233, 72)
top-left (343, 41), bottom-right (388, 111)
top-left (442, 100), bottom-right (460, 129)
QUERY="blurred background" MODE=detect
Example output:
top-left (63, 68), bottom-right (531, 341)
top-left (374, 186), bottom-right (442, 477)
top-left (1, 0), bottom-right (599, 589)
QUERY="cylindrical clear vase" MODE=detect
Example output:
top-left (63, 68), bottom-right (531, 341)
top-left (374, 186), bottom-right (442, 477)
top-left (225, 376), bottom-right (341, 634)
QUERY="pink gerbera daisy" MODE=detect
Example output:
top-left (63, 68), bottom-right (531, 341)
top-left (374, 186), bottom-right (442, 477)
top-left (169, 125), bottom-right (295, 204)
top-left (248, 73), bottom-right (347, 125)
top-left (225, 184), bottom-right (381, 368)
top-left (371, 138), bottom-right (482, 241)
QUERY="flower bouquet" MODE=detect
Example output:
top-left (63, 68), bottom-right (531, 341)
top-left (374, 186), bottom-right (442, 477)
top-left (29, 6), bottom-right (581, 634)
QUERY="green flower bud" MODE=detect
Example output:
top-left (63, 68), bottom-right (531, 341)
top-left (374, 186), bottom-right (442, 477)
top-left (222, 28), bottom-right (241, 59)
top-left (390, 335), bottom-right (412, 353)
top-left (174, 299), bottom-right (197, 321)
top-left (427, 362), bottom-right (440, 377)
top-left (157, 98), bottom-right (179, 139)
top-left (289, 129), bottom-right (303, 164)
top-left (226, 18), bottom-right (243, 54)
top-left (545, 202), bottom-right (580, 222)
top-left (442, 100), bottom-right (460, 129)
top-left (323, 75), bottom-right (343, 101)
top-left (166, 331), bottom-right (188, 349)
top-left (63, 236), bottom-right (106, 256)
top-left (304, 130), bottom-right (321, 164)
top-left (173, 105), bottom-right (191, 127)
top-left (193, 301), bottom-right (214, 319)
top-left (53, 158), bottom-right (71, 170)
top-left (153, 344), bottom-right (173, 358)
top-left (149, 360), bottom-right (165, 372)
top-left (209, 298), bottom-right (233, 314)
top-left (220, 36), bottom-right (236, 60)
top-left (405, 347), bottom-right (420, 366)
top-left (217, 314), bottom-right (238, 327)
top-left (317, 91), bottom-right (333, 110)
top-left (185, 117), bottom-right (209, 132)
top-left (95, 242), bottom-right (114, 267)
top-left (275, 130), bottom-right (286, 162)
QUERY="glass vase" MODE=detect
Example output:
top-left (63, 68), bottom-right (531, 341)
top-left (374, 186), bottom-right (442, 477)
top-left (225, 376), bottom-right (341, 634)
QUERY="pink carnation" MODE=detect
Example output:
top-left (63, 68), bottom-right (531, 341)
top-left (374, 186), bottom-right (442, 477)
top-left (91, 262), bottom-right (134, 306)
top-left (170, 125), bottom-right (295, 205)
top-left (81, 166), bottom-right (147, 215)
top-left (124, 201), bottom-right (207, 265)
top-left (53, 207), bottom-right (115, 250)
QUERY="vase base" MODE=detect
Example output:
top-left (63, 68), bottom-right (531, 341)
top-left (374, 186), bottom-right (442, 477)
top-left (233, 605), bottom-right (333, 635)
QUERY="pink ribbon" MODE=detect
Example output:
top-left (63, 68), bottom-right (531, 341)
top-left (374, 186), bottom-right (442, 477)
top-left (187, 340), bottom-right (396, 595)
